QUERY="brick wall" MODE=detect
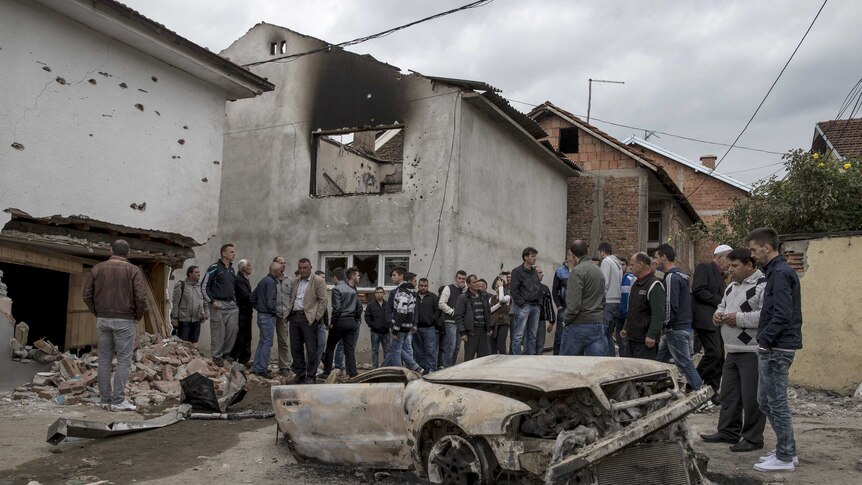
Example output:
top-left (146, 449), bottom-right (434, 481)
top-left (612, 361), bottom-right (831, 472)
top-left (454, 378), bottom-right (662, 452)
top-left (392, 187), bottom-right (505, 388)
top-left (375, 130), bottom-right (404, 162)
top-left (636, 148), bottom-right (747, 213)
top-left (567, 176), bottom-right (595, 249)
top-left (601, 175), bottom-right (640, 259)
top-left (538, 117), bottom-right (638, 171)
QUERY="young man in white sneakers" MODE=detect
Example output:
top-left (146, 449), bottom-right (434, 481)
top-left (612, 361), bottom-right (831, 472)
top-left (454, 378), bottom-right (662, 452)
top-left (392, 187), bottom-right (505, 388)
top-left (746, 228), bottom-right (803, 472)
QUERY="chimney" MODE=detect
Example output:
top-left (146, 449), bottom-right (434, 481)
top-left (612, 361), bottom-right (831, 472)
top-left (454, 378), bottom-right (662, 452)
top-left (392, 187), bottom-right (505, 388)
top-left (700, 154), bottom-right (717, 169)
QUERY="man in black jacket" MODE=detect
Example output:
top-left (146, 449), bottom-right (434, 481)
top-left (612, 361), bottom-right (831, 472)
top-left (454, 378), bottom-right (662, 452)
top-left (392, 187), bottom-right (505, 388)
top-left (413, 278), bottom-right (440, 373)
top-left (746, 228), bottom-right (803, 472)
top-left (201, 243), bottom-right (239, 367)
top-left (693, 244), bottom-right (731, 403)
top-left (364, 287), bottom-right (391, 368)
top-left (510, 247), bottom-right (542, 355)
top-left (534, 266), bottom-right (555, 355)
top-left (456, 275), bottom-right (493, 361)
top-left (231, 259), bottom-right (254, 366)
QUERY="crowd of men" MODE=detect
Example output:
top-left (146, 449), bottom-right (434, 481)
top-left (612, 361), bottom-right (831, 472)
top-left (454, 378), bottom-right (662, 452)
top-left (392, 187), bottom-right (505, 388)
top-left (83, 225), bottom-right (802, 473)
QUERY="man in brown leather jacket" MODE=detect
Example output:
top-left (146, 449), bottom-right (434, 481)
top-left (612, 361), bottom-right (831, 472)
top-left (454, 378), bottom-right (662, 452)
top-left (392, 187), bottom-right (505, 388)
top-left (83, 240), bottom-right (147, 411)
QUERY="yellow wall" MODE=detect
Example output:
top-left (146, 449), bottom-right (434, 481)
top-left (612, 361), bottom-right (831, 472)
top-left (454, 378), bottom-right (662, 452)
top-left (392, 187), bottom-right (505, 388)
top-left (789, 236), bottom-right (861, 393)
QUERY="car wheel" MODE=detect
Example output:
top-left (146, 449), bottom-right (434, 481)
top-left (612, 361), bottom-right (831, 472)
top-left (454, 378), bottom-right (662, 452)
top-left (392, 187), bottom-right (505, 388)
top-left (426, 434), bottom-right (494, 485)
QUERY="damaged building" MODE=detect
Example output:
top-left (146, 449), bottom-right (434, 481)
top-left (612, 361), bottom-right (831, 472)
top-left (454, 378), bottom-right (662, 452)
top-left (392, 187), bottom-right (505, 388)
top-left (0, 0), bottom-right (273, 373)
top-left (194, 24), bottom-right (577, 352)
top-left (529, 102), bottom-right (702, 271)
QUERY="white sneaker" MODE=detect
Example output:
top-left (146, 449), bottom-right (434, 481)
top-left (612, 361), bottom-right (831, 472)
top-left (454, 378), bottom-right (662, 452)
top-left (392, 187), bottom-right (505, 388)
top-left (754, 455), bottom-right (795, 472)
top-left (111, 400), bottom-right (137, 411)
top-left (100, 403), bottom-right (111, 410)
top-left (758, 450), bottom-right (799, 465)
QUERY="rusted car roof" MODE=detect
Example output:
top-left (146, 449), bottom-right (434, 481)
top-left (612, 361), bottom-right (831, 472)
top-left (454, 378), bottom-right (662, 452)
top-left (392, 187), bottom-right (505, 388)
top-left (425, 355), bottom-right (673, 392)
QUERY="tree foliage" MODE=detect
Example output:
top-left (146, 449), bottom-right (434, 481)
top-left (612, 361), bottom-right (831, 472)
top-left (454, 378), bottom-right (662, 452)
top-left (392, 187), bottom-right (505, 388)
top-left (679, 149), bottom-right (862, 246)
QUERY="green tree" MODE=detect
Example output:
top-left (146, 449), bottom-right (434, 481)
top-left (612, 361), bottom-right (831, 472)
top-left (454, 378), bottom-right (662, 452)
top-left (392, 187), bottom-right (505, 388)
top-left (678, 149), bottom-right (862, 246)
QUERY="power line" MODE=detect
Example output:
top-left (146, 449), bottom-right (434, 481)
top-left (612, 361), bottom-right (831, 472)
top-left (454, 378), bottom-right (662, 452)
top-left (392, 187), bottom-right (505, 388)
top-left (506, 97), bottom-right (786, 155)
top-left (686, 0), bottom-right (828, 198)
top-left (242, 0), bottom-right (494, 67)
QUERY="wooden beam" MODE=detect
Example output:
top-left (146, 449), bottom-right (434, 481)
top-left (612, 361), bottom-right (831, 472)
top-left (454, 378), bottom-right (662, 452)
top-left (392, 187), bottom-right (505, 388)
top-left (0, 243), bottom-right (82, 273)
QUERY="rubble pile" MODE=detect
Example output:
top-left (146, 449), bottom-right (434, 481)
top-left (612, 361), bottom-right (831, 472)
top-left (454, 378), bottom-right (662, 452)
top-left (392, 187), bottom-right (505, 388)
top-left (789, 385), bottom-right (862, 418)
top-left (8, 333), bottom-right (257, 412)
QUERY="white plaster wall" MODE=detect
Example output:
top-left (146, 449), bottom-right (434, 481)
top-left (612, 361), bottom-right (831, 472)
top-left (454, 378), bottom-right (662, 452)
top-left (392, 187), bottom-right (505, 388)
top-left (0, 0), bottom-right (225, 244)
top-left (455, 104), bottom-right (569, 282)
top-left (191, 24), bottom-right (569, 359)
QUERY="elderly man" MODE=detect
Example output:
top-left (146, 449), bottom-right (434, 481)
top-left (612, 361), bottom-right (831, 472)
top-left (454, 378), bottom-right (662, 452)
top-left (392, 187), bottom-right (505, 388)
top-left (170, 265), bottom-right (208, 344)
top-left (621, 252), bottom-right (664, 360)
top-left (288, 258), bottom-right (328, 384)
top-left (693, 244), bottom-right (732, 403)
top-left (250, 262), bottom-right (281, 378)
top-left (201, 243), bottom-right (239, 367)
top-left (231, 259), bottom-right (253, 365)
top-left (83, 240), bottom-right (147, 411)
top-left (273, 256), bottom-right (293, 376)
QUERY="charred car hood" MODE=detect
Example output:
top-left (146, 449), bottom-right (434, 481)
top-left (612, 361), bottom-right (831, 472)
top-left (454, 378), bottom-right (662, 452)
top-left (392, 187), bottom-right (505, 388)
top-left (426, 355), bottom-right (675, 393)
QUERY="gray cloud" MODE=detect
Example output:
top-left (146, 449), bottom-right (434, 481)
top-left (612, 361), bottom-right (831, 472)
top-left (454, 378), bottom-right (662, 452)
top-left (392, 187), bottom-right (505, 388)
top-left (123, 0), bottom-right (862, 184)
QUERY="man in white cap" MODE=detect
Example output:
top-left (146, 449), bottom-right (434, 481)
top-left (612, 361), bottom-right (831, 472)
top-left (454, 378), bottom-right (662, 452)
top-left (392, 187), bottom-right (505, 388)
top-left (692, 243), bottom-right (733, 403)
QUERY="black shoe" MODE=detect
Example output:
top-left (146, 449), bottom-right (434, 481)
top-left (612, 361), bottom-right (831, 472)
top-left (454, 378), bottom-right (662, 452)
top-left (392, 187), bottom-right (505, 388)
top-left (730, 440), bottom-right (764, 452)
top-left (710, 394), bottom-right (721, 406)
top-left (252, 370), bottom-right (275, 379)
top-left (303, 377), bottom-right (317, 384)
top-left (700, 432), bottom-right (738, 444)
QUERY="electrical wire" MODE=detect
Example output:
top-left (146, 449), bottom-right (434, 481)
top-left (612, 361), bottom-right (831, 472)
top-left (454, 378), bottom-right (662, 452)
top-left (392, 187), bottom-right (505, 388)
top-left (242, 0), bottom-right (494, 67)
top-left (685, 0), bottom-right (829, 198)
top-left (507, 98), bottom-right (786, 156)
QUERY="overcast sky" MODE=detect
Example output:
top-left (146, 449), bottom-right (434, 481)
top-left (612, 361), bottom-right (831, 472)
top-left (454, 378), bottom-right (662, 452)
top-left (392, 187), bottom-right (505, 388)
top-left (123, 0), bottom-right (862, 185)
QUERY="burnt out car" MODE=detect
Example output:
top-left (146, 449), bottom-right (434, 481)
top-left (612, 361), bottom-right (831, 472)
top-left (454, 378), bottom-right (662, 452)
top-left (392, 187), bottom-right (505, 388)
top-left (271, 355), bottom-right (712, 484)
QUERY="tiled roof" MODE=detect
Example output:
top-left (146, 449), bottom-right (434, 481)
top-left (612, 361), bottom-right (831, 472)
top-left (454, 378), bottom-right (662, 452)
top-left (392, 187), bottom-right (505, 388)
top-left (624, 137), bottom-right (752, 193)
top-left (528, 102), bottom-right (702, 224)
top-left (814, 118), bottom-right (862, 159)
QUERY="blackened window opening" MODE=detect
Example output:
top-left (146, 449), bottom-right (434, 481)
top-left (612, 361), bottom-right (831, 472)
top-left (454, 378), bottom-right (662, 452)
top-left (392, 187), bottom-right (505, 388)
top-left (559, 127), bottom-right (579, 153)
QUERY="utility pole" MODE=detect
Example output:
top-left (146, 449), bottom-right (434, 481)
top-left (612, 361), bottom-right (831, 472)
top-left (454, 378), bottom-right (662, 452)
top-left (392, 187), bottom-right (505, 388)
top-left (587, 78), bottom-right (625, 123)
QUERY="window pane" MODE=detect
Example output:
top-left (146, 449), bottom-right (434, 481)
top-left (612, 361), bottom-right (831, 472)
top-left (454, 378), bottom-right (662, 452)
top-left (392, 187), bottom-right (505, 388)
top-left (324, 257), bottom-right (348, 285)
top-left (384, 255), bottom-right (410, 286)
top-left (648, 220), bottom-right (661, 242)
top-left (353, 254), bottom-right (379, 288)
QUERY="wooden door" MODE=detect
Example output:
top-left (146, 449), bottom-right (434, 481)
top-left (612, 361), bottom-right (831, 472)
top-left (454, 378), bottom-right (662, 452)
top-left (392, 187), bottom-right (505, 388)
top-left (66, 271), bottom-right (97, 349)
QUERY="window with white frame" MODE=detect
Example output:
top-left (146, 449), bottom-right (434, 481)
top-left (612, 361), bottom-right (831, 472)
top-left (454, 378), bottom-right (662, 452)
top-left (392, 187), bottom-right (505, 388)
top-left (320, 252), bottom-right (410, 289)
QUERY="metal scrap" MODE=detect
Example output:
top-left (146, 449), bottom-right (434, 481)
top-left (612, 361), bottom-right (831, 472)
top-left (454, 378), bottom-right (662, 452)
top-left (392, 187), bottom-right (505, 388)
top-left (46, 404), bottom-right (192, 445)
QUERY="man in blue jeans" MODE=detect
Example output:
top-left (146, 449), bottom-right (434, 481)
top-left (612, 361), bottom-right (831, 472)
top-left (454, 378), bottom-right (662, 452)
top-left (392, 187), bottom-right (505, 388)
top-left (250, 262), bottom-right (281, 378)
top-left (561, 240), bottom-right (606, 355)
top-left (438, 271), bottom-right (467, 367)
top-left (413, 278), bottom-right (440, 373)
top-left (510, 247), bottom-right (542, 355)
top-left (653, 243), bottom-right (703, 391)
top-left (83, 240), bottom-right (147, 412)
top-left (552, 249), bottom-right (576, 355)
top-left (746, 227), bottom-right (802, 473)
top-left (597, 242), bottom-right (623, 356)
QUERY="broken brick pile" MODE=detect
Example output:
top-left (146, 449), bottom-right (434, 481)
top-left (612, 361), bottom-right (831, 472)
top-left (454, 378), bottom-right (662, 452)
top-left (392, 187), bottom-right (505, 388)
top-left (9, 333), bottom-right (251, 412)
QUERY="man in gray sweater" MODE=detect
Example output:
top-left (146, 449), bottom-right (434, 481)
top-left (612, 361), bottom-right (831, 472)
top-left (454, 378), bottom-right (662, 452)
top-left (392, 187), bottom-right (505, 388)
top-left (561, 240), bottom-right (606, 356)
top-left (700, 248), bottom-right (767, 452)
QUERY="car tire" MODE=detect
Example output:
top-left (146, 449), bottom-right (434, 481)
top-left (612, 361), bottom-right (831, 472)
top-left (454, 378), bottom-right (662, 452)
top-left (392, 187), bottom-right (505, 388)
top-left (426, 434), bottom-right (495, 485)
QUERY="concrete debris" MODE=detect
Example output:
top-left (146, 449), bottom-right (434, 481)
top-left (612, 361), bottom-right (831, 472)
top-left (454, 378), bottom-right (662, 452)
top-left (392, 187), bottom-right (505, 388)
top-left (15, 321), bottom-right (29, 343)
top-left (855, 383), bottom-right (862, 402)
top-left (9, 333), bottom-right (253, 413)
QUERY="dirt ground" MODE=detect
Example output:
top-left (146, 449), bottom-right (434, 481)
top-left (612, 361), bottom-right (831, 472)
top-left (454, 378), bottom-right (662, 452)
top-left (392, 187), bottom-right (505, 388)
top-left (1, 383), bottom-right (861, 485)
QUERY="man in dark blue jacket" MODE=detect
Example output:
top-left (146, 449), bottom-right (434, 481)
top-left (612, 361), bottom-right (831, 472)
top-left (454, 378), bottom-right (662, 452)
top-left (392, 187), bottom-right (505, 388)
top-left (746, 228), bottom-right (802, 473)
top-left (654, 243), bottom-right (703, 391)
top-left (250, 262), bottom-right (280, 378)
